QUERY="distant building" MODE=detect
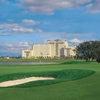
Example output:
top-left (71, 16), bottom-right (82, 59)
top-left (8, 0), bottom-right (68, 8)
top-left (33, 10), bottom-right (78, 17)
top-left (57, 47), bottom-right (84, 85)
top-left (22, 39), bottom-right (76, 58)
top-left (4, 56), bottom-right (10, 59)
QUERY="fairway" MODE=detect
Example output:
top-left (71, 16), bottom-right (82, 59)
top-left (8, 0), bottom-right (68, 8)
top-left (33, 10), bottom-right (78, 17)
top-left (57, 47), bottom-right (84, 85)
top-left (0, 60), bottom-right (100, 100)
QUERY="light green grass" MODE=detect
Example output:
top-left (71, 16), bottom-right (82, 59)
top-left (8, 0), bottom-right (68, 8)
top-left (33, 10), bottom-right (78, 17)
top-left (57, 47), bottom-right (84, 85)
top-left (0, 60), bottom-right (100, 100)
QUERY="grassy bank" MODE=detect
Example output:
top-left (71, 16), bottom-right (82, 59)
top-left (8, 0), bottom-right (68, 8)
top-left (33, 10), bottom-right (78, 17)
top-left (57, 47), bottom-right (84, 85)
top-left (0, 60), bottom-right (100, 100)
top-left (0, 69), bottom-right (95, 87)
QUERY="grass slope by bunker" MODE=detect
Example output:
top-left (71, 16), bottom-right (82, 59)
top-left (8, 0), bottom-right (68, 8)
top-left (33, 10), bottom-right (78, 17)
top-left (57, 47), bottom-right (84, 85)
top-left (0, 69), bottom-right (95, 87)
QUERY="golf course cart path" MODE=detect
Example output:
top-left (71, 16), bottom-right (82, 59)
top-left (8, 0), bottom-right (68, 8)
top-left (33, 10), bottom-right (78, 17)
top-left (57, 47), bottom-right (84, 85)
top-left (0, 77), bottom-right (55, 87)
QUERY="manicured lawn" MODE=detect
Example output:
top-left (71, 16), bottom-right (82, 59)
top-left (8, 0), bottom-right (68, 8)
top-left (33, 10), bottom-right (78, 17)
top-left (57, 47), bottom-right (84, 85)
top-left (0, 60), bottom-right (100, 100)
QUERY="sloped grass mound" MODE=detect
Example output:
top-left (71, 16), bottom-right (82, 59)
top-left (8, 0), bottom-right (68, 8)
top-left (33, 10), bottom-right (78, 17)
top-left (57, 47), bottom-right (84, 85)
top-left (0, 69), bottom-right (95, 87)
top-left (61, 60), bottom-right (89, 64)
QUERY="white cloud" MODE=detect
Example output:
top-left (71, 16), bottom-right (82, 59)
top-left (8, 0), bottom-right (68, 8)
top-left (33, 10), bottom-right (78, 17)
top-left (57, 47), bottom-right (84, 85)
top-left (60, 33), bottom-right (82, 37)
top-left (38, 32), bottom-right (91, 44)
top-left (69, 38), bottom-right (83, 44)
top-left (0, 23), bottom-right (43, 33)
top-left (0, 42), bottom-right (31, 53)
top-left (22, 19), bottom-right (39, 25)
top-left (0, 23), bottom-right (34, 33)
top-left (37, 32), bottom-right (82, 39)
top-left (86, 0), bottom-right (100, 14)
top-left (20, 0), bottom-right (91, 14)
top-left (12, 27), bottom-right (34, 33)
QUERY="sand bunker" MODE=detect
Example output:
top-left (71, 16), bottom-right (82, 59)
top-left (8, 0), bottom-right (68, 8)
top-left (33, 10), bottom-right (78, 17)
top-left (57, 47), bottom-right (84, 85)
top-left (0, 77), bottom-right (55, 87)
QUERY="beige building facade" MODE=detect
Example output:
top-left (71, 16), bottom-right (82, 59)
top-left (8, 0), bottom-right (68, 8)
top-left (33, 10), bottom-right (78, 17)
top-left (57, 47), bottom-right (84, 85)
top-left (22, 39), bottom-right (76, 58)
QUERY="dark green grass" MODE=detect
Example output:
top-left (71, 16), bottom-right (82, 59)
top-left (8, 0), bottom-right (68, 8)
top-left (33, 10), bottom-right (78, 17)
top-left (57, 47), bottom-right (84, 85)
top-left (0, 69), bottom-right (95, 87)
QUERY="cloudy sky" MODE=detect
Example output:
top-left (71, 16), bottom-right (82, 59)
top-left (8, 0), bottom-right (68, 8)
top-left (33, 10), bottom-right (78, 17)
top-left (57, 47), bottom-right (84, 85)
top-left (0, 0), bottom-right (100, 56)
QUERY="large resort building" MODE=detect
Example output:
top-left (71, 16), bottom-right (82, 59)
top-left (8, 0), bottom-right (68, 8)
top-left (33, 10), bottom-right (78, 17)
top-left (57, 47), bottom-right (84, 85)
top-left (22, 39), bottom-right (76, 58)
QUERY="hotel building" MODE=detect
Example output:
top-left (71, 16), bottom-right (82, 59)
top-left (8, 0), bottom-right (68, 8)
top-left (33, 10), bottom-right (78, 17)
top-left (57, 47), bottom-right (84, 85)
top-left (22, 39), bottom-right (76, 58)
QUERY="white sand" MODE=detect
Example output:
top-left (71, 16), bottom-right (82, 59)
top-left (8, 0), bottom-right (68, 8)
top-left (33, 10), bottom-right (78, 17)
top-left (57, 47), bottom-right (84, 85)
top-left (0, 77), bottom-right (55, 87)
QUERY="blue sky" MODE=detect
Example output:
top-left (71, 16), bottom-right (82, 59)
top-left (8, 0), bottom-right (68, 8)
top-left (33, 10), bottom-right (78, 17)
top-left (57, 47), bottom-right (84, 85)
top-left (0, 0), bottom-right (100, 56)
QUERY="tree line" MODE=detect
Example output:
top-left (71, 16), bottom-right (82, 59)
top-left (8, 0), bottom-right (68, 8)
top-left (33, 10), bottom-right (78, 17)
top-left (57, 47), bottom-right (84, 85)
top-left (76, 40), bottom-right (100, 63)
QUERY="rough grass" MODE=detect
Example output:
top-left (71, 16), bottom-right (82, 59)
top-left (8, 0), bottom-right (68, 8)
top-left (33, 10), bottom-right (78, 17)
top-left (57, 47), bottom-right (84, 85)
top-left (0, 69), bottom-right (95, 87)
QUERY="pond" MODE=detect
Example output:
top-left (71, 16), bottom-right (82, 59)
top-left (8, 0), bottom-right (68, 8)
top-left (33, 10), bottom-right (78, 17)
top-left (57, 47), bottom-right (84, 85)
top-left (0, 62), bottom-right (57, 65)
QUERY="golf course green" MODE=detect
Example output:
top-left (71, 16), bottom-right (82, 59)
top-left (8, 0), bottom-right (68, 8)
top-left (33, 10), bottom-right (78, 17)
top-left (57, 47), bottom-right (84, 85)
top-left (0, 60), bottom-right (100, 100)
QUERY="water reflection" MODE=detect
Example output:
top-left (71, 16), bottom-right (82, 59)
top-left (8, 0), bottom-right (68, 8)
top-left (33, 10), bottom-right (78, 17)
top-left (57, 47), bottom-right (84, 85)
top-left (0, 62), bottom-right (57, 65)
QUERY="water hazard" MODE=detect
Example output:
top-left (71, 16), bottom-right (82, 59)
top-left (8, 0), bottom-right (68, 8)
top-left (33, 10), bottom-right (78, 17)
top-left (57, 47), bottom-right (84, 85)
top-left (0, 62), bottom-right (57, 65)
